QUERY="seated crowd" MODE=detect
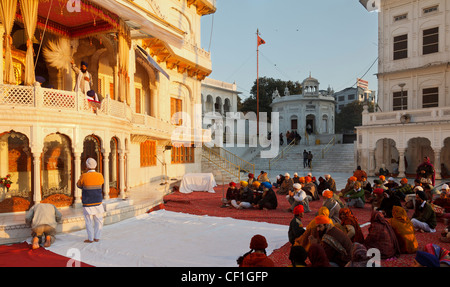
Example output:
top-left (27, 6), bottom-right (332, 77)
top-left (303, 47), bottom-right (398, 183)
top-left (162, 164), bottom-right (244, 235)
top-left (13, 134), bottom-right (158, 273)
top-left (235, 168), bottom-right (450, 267)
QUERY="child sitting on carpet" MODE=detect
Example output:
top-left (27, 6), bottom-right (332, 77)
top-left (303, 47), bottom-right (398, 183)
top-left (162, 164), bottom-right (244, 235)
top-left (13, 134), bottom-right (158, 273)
top-left (237, 234), bottom-right (274, 267)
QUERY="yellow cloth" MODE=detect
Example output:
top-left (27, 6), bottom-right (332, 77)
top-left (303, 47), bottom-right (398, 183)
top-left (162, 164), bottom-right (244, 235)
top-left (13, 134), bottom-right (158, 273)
top-left (388, 206), bottom-right (418, 254)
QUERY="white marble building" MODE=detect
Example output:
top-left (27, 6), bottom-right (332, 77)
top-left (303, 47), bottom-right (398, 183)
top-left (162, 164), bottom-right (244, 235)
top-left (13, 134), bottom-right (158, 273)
top-left (357, 0), bottom-right (450, 178)
top-left (270, 75), bottom-right (336, 143)
top-left (0, 0), bottom-right (215, 213)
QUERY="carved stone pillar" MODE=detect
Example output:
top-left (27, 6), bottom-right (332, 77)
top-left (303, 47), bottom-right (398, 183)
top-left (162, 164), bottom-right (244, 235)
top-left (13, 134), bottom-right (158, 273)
top-left (103, 150), bottom-right (110, 200)
top-left (369, 149), bottom-right (376, 176)
top-left (118, 150), bottom-right (126, 199)
top-left (32, 153), bottom-right (42, 203)
top-left (398, 148), bottom-right (406, 178)
top-left (434, 148), bottom-right (442, 180)
top-left (73, 152), bottom-right (82, 208)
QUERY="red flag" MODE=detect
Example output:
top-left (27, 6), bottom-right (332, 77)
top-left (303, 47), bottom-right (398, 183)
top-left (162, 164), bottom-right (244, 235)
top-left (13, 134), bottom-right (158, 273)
top-left (257, 35), bottom-right (266, 46)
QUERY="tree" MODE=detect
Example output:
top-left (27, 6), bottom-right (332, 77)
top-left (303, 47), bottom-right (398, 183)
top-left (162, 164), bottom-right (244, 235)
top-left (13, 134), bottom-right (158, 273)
top-left (240, 77), bottom-right (302, 122)
top-left (335, 100), bottom-right (375, 133)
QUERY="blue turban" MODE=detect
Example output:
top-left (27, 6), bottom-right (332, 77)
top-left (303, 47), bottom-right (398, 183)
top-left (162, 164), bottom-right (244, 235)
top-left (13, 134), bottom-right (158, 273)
top-left (87, 90), bottom-right (96, 97)
top-left (81, 61), bottom-right (88, 68)
top-left (415, 251), bottom-right (440, 267)
top-left (262, 182), bottom-right (272, 189)
top-left (35, 76), bottom-right (46, 84)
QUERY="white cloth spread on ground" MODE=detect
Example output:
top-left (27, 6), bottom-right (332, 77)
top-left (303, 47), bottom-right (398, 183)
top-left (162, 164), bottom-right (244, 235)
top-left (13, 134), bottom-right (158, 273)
top-left (179, 173), bottom-right (217, 193)
top-left (46, 210), bottom-right (288, 267)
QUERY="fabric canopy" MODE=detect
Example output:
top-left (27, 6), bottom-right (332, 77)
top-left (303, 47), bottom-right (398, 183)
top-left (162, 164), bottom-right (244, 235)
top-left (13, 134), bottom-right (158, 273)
top-left (0, 0), bottom-right (18, 85)
top-left (136, 45), bottom-right (170, 80)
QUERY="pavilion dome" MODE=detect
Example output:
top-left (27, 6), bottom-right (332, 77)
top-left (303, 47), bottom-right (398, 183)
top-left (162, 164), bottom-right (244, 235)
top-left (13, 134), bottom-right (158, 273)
top-left (302, 74), bottom-right (320, 95)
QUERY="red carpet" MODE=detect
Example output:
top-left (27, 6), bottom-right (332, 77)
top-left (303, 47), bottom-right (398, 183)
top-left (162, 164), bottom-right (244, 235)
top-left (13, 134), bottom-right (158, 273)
top-left (163, 185), bottom-right (450, 267)
top-left (0, 242), bottom-right (93, 267)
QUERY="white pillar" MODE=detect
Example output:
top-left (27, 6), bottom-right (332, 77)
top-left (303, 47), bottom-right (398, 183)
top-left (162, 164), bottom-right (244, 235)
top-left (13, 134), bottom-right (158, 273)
top-left (118, 150), bottom-right (126, 199)
top-left (73, 152), bottom-right (82, 208)
top-left (103, 149), bottom-right (110, 200)
top-left (434, 148), bottom-right (442, 180)
top-left (398, 148), bottom-right (406, 178)
top-left (32, 153), bottom-right (41, 203)
top-left (369, 149), bottom-right (376, 176)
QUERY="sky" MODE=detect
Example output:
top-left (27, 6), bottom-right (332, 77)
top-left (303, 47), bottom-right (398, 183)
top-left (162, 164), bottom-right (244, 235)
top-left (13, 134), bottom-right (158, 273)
top-left (200, 0), bottom-right (379, 100)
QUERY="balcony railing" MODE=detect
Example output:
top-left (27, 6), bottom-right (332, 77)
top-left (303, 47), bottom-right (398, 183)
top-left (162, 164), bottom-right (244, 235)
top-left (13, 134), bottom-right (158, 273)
top-left (0, 83), bottom-right (212, 142)
top-left (361, 106), bottom-right (450, 126)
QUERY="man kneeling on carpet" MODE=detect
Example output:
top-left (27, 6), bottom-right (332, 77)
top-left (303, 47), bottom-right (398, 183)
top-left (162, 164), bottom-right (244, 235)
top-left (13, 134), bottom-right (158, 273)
top-left (25, 203), bottom-right (62, 249)
top-left (77, 158), bottom-right (105, 243)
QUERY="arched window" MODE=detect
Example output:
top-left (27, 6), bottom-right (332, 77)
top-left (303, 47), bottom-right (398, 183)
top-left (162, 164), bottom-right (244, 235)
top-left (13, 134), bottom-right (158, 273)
top-left (0, 131), bottom-right (32, 212)
top-left (41, 133), bottom-right (73, 207)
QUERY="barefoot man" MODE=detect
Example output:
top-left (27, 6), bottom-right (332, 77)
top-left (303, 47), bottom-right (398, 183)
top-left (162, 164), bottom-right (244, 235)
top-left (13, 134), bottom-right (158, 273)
top-left (25, 203), bottom-right (62, 249)
top-left (77, 158), bottom-right (105, 243)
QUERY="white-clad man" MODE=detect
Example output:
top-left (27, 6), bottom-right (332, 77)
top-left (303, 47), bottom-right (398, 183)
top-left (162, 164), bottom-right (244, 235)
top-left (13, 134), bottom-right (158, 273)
top-left (76, 158), bottom-right (105, 243)
top-left (287, 183), bottom-right (310, 213)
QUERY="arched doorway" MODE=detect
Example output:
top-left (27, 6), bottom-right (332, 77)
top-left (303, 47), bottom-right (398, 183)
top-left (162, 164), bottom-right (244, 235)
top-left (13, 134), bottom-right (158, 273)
top-left (405, 137), bottom-right (434, 176)
top-left (374, 138), bottom-right (399, 176)
top-left (306, 114), bottom-right (315, 135)
top-left (82, 135), bottom-right (103, 177)
top-left (109, 137), bottom-right (120, 198)
top-left (441, 138), bottom-right (450, 178)
top-left (0, 131), bottom-right (32, 213)
top-left (41, 133), bottom-right (74, 207)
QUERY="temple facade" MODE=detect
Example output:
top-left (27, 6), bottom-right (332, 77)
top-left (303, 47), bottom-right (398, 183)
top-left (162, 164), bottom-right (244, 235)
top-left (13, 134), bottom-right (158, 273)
top-left (0, 0), bottom-right (215, 213)
top-left (357, 0), bottom-right (450, 178)
top-left (270, 75), bottom-right (336, 143)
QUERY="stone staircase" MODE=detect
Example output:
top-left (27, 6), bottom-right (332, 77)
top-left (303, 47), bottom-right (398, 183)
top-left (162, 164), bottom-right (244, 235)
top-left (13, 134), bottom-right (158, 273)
top-left (250, 143), bottom-right (356, 173)
top-left (201, 157), bottom-right (246, 184)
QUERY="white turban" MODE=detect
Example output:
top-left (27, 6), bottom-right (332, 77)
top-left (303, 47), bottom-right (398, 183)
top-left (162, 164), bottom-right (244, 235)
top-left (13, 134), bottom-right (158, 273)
top-left (293, 183), bottom-right (302, 190)
top-left (86, 158), bottom-right (97, 169)
top-left (285, 173), bottom-right (290, 177)
top-left (442, 184), bottom-right (449, 190)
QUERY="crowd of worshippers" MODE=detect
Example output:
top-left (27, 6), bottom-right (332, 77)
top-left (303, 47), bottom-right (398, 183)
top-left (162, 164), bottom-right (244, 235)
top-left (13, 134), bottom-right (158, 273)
top-left (233, 167), bottom-right (450, 267)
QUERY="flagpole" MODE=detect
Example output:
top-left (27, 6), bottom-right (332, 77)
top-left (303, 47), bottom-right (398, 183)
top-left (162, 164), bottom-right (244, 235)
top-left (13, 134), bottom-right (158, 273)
top-left (256, 29), bottom-right (260, 135)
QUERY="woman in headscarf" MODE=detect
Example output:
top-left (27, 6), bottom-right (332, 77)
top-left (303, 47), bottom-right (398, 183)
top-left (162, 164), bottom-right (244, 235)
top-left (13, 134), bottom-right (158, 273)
top-left (364, 211), bottom-right (400, 259)
top-left (345, 242), bottom-right (371, 267)
top-left (338, 208), bottom-right (365, 244)
top-left (307, 243), bottom-right (330, 267)
top-left (416, 156), bottom-right (435, 185)
top-left (388, 206), bottom-right (418, 254)
top-left (294, 206), bottom-right (333, 251)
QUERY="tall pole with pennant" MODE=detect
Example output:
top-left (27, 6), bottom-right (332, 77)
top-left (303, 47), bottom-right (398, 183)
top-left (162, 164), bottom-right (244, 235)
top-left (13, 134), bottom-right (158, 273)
top-left (256, 29), bottom-right (265, 135)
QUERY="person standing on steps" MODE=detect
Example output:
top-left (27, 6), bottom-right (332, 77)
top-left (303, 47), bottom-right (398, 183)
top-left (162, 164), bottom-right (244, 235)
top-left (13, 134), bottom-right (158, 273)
top-left (77, 158), bottom-right (105, 243)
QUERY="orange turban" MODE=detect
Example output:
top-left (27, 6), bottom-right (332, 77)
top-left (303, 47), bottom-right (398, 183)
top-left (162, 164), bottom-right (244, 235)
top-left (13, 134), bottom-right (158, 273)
top-left (305, 176), bottom-right (312, 183)
top-left (322, 189), bottom-right (333, 199)
top-left (349, 176), bottom-right (357, 182)
top-left (252, 181), bottom-right (261, 188)
top-left (315, 215), bottom-right (331, 225)
top-left (379, 175), bottom-right (385, 181)
top-left (299, 177), bottom-right (305, 183)
top-left (400, 178), bottom-right (408, 184)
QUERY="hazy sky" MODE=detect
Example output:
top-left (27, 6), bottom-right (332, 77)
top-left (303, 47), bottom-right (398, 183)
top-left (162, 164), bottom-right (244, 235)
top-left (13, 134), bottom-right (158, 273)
top-left (201, 0), bottom-right (379, 100)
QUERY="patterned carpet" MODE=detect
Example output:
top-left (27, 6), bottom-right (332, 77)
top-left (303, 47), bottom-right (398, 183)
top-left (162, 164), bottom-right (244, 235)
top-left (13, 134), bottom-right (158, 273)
top-left (162, 184), bottom-right (450, 267)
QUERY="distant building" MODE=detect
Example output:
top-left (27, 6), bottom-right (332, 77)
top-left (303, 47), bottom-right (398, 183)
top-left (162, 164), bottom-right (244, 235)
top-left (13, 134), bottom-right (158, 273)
top-left (270, 75), bottom-right (336, 143)
top-left (357, 0), bottom-right (450, 178)
top-left (334, 87), bottom-right (376, 113)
